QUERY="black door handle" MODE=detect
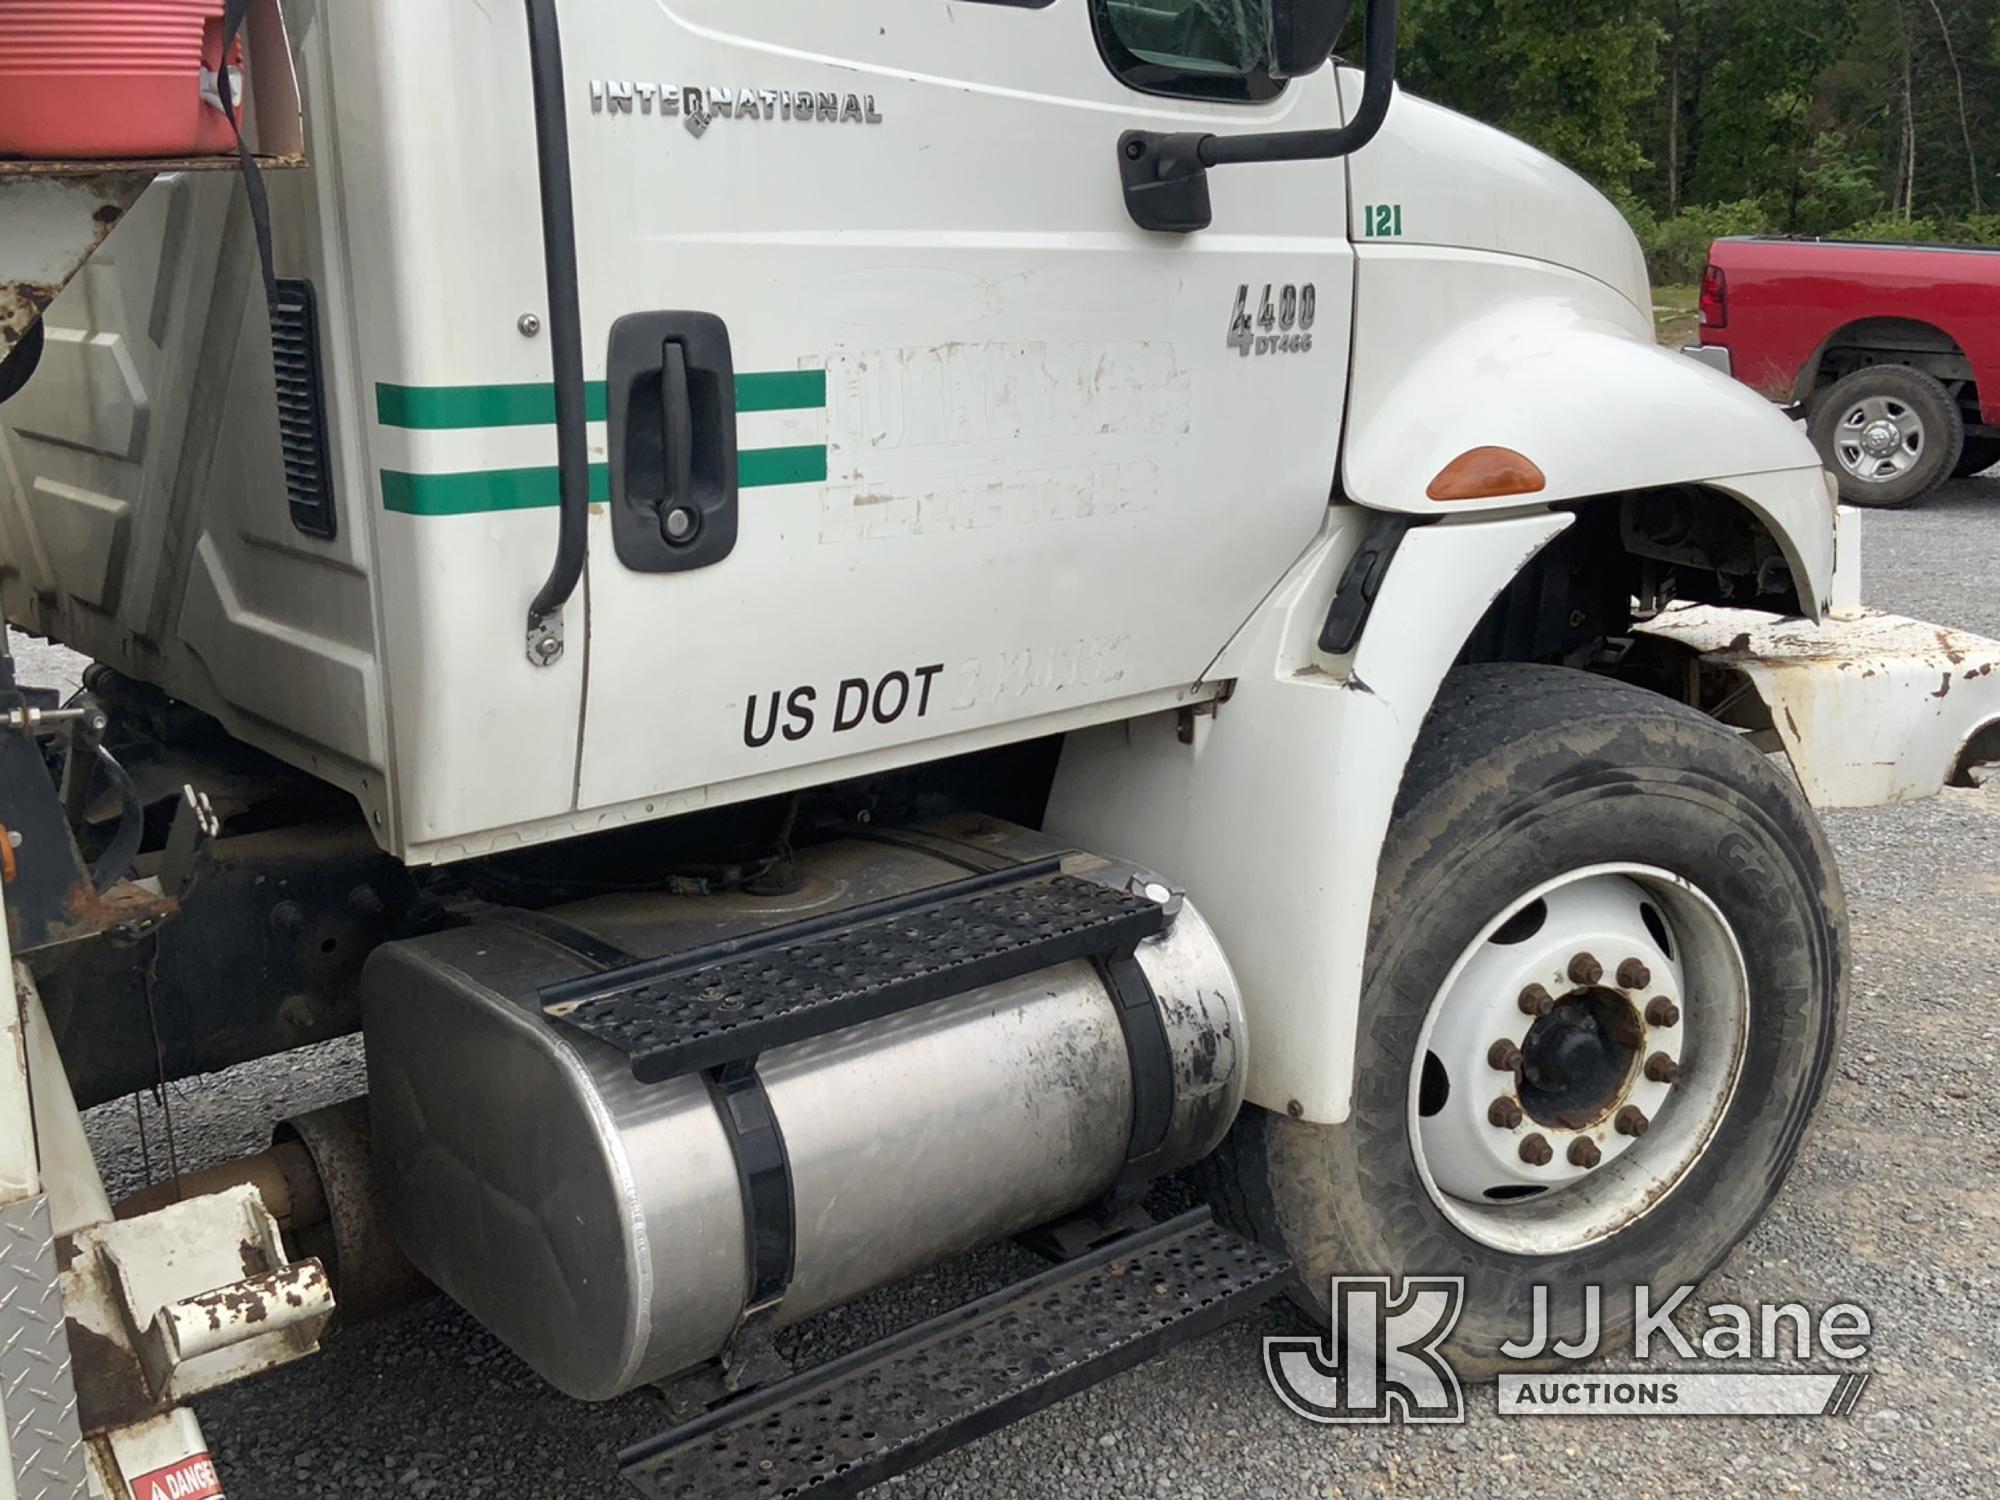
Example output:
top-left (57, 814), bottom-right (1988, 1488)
top-left (660, 342), bottom-right (697, 542)
top-left (606, 312), bottom-right (739, 572)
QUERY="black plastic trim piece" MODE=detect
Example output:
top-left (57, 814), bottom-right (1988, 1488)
top-left (619, 1208), bottom-right (1290, 1499)
top-left (1319, 512), bottom-right (1416, 655)
top-left (523, 0), bottom-right (591, 644)
top-left (269, 280), bottom-right (338, 541)
top-left (1118, 132), bottom-right (1215, 234)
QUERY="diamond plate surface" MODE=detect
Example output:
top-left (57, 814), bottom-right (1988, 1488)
top-left (0, 1195), bottom-right (89, 1500)
top-left (547, 872), bottom-right (1164, 1081)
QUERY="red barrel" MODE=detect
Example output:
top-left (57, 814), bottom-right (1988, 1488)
top-left (0, 1), bottom-right (233, 159)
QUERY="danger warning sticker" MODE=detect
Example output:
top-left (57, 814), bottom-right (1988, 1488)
top-left (129, 1453), bottom-right (223, 1500)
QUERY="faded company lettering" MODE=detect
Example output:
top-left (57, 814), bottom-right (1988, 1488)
top-left (130, 1453), bottom-right (224, 1500)
top-left (590, 81), bottom-right (882, 139)
top-left (745, 665), bottom-right (944, 748)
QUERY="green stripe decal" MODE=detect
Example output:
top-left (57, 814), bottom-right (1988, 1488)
top-left (375, 370), bottom-right (825, 429)
top-left (379, 464), bottom-right (606, 517)
top-left (376, 370), bottom-right (828, 514)
top-left (739, 444), bottom-right (828, 487)
top-left (735, 369), bottom-right (827, 413)
top-left (375, 383), bottom-right (599, 429)
top-left (380, 448), bottom-right (826, 516)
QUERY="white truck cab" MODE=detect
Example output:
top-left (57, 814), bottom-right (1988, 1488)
top-left (0, 1), bottom-right (1994, 1494)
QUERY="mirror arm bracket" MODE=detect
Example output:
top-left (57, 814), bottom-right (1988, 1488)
top-left (1115, 0), bottom-right (1399, 234)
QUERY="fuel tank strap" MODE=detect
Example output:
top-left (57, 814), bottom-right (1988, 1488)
top-left (1096, 950), bottom-right (1177, 1199)
top-left (470, 904), bottom-right (637, 973)
top-left (705, 1061), bottom-right (796, 1318)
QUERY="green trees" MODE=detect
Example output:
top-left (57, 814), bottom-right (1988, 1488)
top-left (1383, 0), bottom-right (2000, 275)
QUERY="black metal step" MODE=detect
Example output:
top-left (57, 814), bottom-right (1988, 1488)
top-left (542, 857), bottom-right (1166, 1083)
top-left (618, 1209), bottom-right (1290, 1500)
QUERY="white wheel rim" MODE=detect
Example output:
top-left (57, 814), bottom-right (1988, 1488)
top-left (1406, 864), bottom-right (1750, 1256)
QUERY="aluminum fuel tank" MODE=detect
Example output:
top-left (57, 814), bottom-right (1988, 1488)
top-left (363, 827), bottom-right (1245, 1399)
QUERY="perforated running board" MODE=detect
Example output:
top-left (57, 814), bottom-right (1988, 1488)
top-left (542, 857), bottom-right (1165, 1082)
top-left (619, 1209), bottom-right (1289, 1499)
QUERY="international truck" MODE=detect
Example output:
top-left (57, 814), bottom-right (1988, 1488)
top-left (3, 1), bottom-right (1999, 1495)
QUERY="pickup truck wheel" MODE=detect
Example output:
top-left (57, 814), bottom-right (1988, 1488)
top-left (1952, 434), bottom-right (2000, 479)
top-left (1205, 665), bottom-right (1846, 1377)
top-left (1810, 365), bottom-right (1963, 506)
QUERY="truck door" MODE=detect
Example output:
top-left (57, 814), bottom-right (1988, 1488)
top-left (571, 0), bottom-right (1355, 811)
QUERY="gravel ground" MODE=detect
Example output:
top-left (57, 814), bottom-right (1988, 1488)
top-left (22, 472), bottom-right (1999, 1498)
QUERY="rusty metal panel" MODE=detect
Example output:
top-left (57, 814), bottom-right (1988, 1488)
top-left (59, 1185), bottom-right (332, 1435)
top-left (0, 176), bottom-right (153, 356)
top-left (1635, 602), bottom-right (2000, 807)
top-left (0, 1194), bottom-right (90, 1500)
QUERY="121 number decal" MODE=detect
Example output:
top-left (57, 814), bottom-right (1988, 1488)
top-left (1228, 283), bottom-right (1316, 358)
top-left (1361, 203), bottom-right (1404, 237)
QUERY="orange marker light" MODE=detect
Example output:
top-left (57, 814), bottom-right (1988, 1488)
top-left (1427, 446), bottom-right (1547, 502)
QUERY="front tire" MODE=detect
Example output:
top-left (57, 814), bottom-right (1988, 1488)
top-left (1209, 666), bottom-right (1846, 1376)
top-left (1810, 365), bottom-right (1963, 507)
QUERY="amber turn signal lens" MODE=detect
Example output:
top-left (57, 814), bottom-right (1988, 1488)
top-left (1426, 446), bottom-right (1547, 502)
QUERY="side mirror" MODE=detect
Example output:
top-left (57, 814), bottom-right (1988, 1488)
top-left (1119, 0), bottom-right (1398, 234)
top-left (1267, 0), bottom-right (1354, 79)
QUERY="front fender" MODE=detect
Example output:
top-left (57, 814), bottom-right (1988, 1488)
top-left (1341, 246), bottom-right (1835, 616)
top-left (1046, 507), bottom-right (1573, 1124)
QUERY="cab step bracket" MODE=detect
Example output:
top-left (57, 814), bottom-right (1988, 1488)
top-left (617, 1208), bottom-right (1289, 1500)
top-left (540, 857), bottom-right (1167, 1082)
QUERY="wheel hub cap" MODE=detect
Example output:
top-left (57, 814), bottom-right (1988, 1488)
top-left (1835, 394), bottom-right (1924, 481)
top-left (1859, 418), bottom-right (1902, 458)
top-left (1518, 989), bottom-right (1642, 1129)
top-left (1407, 866), bottom-right (1750, 1254)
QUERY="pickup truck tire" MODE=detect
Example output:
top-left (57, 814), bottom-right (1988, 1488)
top-left (1809, 365), bottom-right (1963, 507)
top-left (1205, 665), bottom-right (1846, 1378)
top-left (1953, 434), bottom-right (2000, 479)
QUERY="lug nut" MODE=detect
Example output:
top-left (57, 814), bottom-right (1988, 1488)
top-left (1644, 1051), bottom-right (1681, 1084)
top-left (1518, 1133), bottom-right (1553, 1166)
top-left (1645, 996), bottom-right (1681, 1028)
top-left (1615, 1105), bottom-right (1651, 1137)
top-left (1568, 952), bottom-right (1603, 986)
top-left (1488, 1039), bottom-right (1523, 1072)
top-left (1616, 958), bottom-right (1651, 990)
top-left (1518, 983), bottom-right (1555, 1018)
top-left (1568, 1137), bottom-right (1602, 1168)
top-left (1487, 1096), bottom-right (1524, 1129)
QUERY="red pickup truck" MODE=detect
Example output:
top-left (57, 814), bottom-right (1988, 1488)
top-left (1690, 237), bottom-right (2000, 505)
